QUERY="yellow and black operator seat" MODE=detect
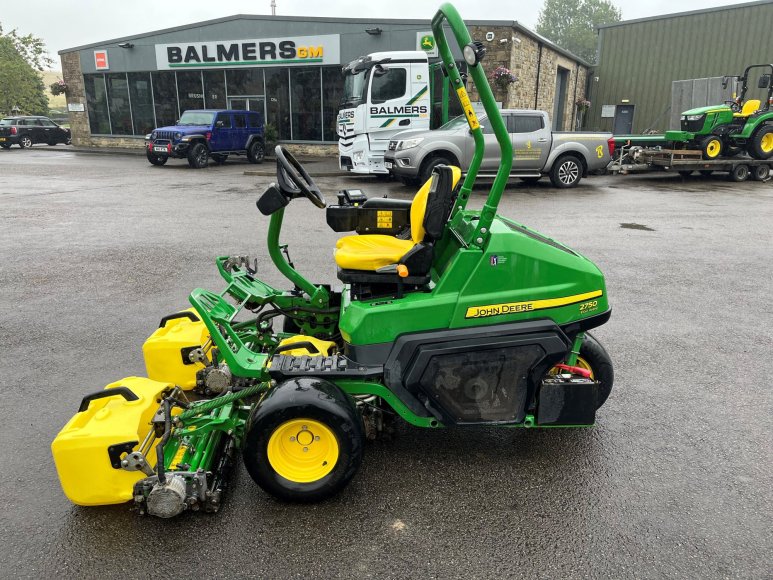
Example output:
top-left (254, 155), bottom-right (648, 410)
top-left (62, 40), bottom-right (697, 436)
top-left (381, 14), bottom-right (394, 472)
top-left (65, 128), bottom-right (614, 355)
top-left (733, 99), bottom-right (761, 118)
top-left (334, 165), bottom-right (461, 287)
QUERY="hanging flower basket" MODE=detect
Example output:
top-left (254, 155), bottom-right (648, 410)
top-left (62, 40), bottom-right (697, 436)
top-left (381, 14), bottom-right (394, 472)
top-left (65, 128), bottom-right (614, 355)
top-left (491, 66), bottom-right (517, 90)
top-left (50, 80), bottom-right (68, 96)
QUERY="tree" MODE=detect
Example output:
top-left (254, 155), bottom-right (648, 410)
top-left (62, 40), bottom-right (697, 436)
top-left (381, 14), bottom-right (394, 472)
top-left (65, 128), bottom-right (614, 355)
top-left (0, 23), bottom-right (53, 71)
top-left (0, 36), bottom-right (49, 115)
top-left (536, 0), bottom-right (622, 63)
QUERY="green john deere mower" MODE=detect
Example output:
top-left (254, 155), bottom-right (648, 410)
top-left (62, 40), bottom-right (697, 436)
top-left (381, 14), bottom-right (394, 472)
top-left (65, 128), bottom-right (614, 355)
top-left (52, 3), bottom-right (614, 518)
top-left (665, 64), bottom-right (773, 160)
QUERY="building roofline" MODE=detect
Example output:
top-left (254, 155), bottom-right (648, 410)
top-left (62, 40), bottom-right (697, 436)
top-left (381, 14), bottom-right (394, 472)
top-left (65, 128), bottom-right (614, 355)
top-left (597, 0), bottom-right (773, 30)
top-left (58, 13), bottom-right (590, 66)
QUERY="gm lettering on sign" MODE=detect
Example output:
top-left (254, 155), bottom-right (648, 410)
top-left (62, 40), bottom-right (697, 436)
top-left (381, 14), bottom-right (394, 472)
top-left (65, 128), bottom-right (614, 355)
top-left (155, 35), bottom-right (341, 70)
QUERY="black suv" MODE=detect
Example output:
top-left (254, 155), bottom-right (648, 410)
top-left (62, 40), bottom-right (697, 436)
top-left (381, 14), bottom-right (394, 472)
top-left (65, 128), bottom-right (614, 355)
top-left (0, 116), bottom-right (72, 148)
top-left (145, 109), bottom-right (265, 168)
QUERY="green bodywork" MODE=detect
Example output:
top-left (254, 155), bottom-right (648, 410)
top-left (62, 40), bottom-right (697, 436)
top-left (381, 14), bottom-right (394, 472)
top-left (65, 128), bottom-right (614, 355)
top-left (664, 105), bottom-right (736, 142)
top-left (183, 2), bottom-right (608, 430)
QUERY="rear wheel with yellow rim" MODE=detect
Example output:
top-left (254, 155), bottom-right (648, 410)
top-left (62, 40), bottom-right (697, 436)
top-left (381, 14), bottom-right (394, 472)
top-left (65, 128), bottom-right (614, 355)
top-left (243, 378), bottom-right (364, 502)
top-left (748, 125), bottom-right (773, 160)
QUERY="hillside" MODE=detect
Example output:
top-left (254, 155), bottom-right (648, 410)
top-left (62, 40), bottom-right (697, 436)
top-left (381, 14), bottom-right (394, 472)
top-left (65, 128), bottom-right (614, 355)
top-left (41, 70), bottom-right (67, 111)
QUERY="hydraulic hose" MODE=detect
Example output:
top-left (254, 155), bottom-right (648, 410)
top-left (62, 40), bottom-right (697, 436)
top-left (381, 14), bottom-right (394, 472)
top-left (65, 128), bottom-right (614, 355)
top-left (178, 383), bottom-right (266, 421)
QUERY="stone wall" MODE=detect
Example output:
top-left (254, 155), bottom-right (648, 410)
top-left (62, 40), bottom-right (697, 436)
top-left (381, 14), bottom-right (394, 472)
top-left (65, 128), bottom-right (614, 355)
top-left (60, 51), bottom-right (91, 146)
top-left (464, 25), bottom-right (589, 130)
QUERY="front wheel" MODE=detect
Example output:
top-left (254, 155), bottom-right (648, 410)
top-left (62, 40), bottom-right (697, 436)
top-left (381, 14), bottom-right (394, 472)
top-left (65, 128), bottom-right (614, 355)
top-left (243, 378), bottom-right (364, 502)
top-left (700, 135), bottom-right (723, 160)
top-left (146, 150), bottom-right (168, 166)
top-left (247, 140), bottom-right (264, 164)
top-left (419, 155), bottom-right (455, 184)
top-left (187, 143), bottom-right (209, 168)
top-left (549, 155), bottom-right (582, 188)
top-left (551, 333), bottom-right (614, 409)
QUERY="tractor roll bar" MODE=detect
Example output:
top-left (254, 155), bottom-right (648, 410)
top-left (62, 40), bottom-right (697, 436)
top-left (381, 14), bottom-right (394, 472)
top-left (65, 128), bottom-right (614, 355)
top-left (432, 2), bottom-right (513, 247)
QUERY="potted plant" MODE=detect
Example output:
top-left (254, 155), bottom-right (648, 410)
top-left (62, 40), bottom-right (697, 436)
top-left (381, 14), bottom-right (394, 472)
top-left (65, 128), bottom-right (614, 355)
top-left (491, 66), bottom-right (517, 90)
top-left (50, 80), bottom-right (68, 96)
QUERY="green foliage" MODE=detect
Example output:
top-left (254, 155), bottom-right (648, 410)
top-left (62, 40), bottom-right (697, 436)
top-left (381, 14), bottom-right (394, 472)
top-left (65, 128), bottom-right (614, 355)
top-left (0, 22), bottom-right (53, 71)
top-left (0, 36), bottom-right (49, 115)
top-left (264, 122), bottom-right (278, 144)
top-left (536, 0), bottom-right (622, 63)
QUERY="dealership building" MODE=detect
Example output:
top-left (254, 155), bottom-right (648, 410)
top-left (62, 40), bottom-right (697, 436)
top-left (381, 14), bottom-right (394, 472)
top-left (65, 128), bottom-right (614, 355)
top-left (59, 14), bottom-right (590, 151)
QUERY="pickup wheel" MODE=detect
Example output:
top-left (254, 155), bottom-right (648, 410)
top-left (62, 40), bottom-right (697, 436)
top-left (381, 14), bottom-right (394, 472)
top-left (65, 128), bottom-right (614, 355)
top-left (19, 135), bottom-right (33, 149)
top-left (419, 154), bottom-right (455, 184)
top-left (211, 153), bottom-right (228, 165)
top-left (549, 155), bottom-right (582, 188)
top-left (248, 140), bottom-right (265, 164)
top-left (187, 143), bottom-right (209, 168)
top-left (146, 150), bottom-right (168, 166)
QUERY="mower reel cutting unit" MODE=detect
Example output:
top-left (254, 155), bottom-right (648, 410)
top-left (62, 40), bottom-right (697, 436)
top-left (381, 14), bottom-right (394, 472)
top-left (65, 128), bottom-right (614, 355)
top-left (52, 3), bottom-right (615, 518)
top-left (665, 63), bottom-right (773, 160)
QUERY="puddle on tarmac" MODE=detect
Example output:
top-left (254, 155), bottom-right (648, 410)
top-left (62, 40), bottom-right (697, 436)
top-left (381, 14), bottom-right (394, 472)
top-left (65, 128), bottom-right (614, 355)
top-left (620, 222), bottom-right (655, 231)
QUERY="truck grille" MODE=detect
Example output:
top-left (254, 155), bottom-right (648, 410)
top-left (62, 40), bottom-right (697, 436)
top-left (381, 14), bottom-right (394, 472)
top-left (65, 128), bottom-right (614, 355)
top-left (155, 130), bottom-right (177, 140)
top-left (680, 117), bottom-right (705, 132)
top-left (339, 136), bottom-right (354, 147)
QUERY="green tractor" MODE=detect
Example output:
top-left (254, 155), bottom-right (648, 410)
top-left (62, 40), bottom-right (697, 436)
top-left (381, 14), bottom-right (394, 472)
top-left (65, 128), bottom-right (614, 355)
top-left (52, 2), bottom-right (615, 518)
top-left (665, 64), bottom-right (773, 160)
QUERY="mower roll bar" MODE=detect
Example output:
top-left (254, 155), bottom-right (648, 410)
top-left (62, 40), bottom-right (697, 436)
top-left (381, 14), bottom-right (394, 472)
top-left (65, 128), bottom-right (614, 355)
top-left (432, 3), bottom-right (513, 247)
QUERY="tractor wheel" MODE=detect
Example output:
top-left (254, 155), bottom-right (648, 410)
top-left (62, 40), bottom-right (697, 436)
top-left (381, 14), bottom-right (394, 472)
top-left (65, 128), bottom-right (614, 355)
top-left (729, 164), bottom-right (749, 182)
top-left (700, 135), bottom-right (723, 160)
top-left (243, 378), bottom-right (364, 502)
top-left (751, 164), bottom-right (770, 181)
top-left (549, 333), bottom-right (614, 409)
top-left (747, 125), bottom-right (773, 160)
top-left (187, 143), bottom-right (209, 168)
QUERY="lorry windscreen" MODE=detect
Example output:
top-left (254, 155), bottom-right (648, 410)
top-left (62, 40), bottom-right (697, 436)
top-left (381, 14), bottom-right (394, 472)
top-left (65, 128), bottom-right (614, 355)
top-left (341, 70), bottom-right (369, 109)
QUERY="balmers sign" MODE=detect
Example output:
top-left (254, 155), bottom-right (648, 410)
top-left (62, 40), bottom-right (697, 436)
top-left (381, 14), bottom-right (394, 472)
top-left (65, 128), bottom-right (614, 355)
top-left (155, 35), bottom-right (340, 70)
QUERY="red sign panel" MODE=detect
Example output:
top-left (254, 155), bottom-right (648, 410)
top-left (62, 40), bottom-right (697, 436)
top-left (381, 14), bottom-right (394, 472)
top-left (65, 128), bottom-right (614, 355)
top-left (94, 50), bottom-right (109, 70)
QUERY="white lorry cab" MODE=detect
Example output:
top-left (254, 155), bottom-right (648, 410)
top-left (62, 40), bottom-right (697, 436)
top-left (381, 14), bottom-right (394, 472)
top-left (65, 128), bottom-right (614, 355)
top-left (337, 51), bottom-right (462, 175)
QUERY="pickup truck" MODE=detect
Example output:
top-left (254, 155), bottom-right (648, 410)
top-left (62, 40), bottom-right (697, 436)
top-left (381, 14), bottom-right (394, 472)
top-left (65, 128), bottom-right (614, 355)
top-left (384, 110), bottom-right (614, 188)
top-left (145, 109), bottom-right (264, 168)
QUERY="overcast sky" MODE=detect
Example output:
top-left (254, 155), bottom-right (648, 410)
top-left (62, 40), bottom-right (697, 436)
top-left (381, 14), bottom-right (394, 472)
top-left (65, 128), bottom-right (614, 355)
top-left (0, 0), bottom-right (756, 67)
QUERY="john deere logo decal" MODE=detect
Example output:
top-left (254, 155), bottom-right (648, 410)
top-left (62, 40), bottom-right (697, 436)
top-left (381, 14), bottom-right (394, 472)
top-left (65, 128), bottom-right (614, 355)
top-left (420, 35), bottom-right (435, 52)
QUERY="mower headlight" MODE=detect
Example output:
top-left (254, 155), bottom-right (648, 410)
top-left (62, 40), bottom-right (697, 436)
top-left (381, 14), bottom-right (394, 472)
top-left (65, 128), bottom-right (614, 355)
top-left (685, 115), bottom-right (704, 121)
top-left (398, 138), bottom-right (424, 151)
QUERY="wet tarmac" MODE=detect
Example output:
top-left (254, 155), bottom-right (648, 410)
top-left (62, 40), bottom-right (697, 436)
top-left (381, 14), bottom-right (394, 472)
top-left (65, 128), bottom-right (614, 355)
top-left (0, 146), bottom-right (771, 578)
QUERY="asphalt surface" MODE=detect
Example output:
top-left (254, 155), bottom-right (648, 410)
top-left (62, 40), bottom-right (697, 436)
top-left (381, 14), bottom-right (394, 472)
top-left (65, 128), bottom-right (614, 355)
top-left (0, 145), bottom-right (771, 579)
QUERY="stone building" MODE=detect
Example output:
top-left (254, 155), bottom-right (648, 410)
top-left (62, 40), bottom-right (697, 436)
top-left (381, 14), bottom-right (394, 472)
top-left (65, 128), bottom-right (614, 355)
top-left (58, 15), bottom-right (590, 151)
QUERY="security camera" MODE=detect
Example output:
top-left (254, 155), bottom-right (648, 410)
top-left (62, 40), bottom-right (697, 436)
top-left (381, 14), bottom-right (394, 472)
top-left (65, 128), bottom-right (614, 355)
top-left (512, 36), bottom-right (521, 44)
top-left (500, 38), bottom-right (508, 43)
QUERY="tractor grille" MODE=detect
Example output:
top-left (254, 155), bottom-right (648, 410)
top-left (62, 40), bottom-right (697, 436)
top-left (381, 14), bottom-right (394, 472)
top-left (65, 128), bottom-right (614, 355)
top-left (681, 116), bottom-right (705, 133)
top-left (154, 130), bottom-right (177, 141)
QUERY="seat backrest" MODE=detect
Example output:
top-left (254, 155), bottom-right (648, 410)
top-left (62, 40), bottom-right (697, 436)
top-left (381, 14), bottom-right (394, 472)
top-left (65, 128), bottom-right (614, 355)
top-left (410, 165), bottom-right (462, 244)
top-left (740, 99), bottom-right (761, 116)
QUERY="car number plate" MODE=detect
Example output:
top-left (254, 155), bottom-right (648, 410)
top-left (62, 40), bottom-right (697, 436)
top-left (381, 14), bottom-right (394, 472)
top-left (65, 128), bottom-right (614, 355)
top-left (0, 137), bottom-right (6, 142)
top-left (153, 146), bottom-right (167, 153)
top-left (384, 161), bottom-right (393, 169)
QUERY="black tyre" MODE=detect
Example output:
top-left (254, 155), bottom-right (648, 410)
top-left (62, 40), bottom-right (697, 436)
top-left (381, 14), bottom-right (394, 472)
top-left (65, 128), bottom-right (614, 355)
top-left (548, 332), bottom-right (614, 409)
top-left (678, 170), bottom-right (694, 177)
top-left (65, 136), bottom-right (72, 146)
top-left (520, 176), bottom-right (542, 184)
top-left (747, 125), bottom-right (773, 160)
top-left (419, 154), bottom-right (455, 184)
top-left (699, 170), bottom-right (713, 176)
top-left (19, 134), bottom-right (33, 149)
top-left (729, 164), bottom-right (749, 182)
top-left (549, 154), bottom-right (583, 188)
top-left (700, 135), bottom-right (723, 160)
top-left (211, 153), bottom-right (228, 165)
top-left (187, 142), bottom-right (209, 168)
top-left (751, 164), bottom-right (770, 181)
top-left (146, 150), bottom-right (168, 166)
top-left (247, 140), bottom-right (265, 164)
top-left (243, 378), bottom-right (364, 502)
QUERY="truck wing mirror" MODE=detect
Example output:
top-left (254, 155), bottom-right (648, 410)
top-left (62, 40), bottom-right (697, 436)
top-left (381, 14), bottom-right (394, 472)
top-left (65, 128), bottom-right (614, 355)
top-left (758, 74), bottom-right (770, 89)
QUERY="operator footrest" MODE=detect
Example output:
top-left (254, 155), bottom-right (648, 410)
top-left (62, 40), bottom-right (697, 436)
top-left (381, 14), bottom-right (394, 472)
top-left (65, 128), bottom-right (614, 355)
top-left (268, 354), bottom-right (382, 380)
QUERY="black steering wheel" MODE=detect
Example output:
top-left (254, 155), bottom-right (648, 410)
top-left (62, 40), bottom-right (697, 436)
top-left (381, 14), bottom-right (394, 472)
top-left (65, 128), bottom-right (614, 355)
top-left (274, 145), bottom-right (326, 208)
top-left (724, 100), bottom-right (742, 113)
